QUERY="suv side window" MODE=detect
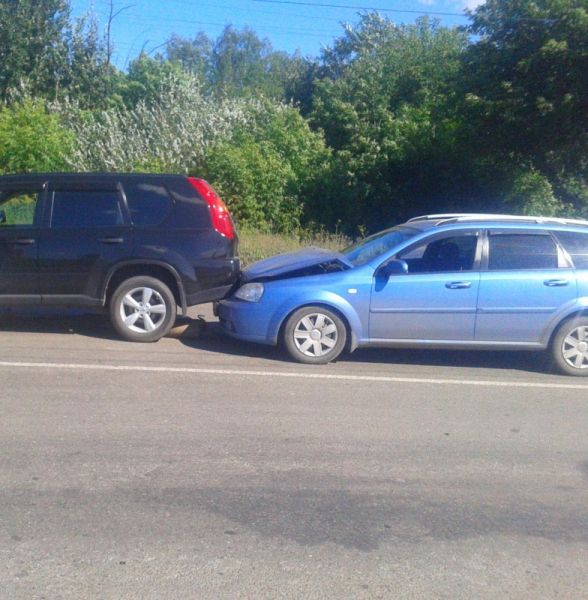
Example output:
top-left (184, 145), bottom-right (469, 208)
top-left (0, 190), bottom-right (40, 227)
top-left (396, 233), bottom-right (478, 273)
top-left (488, 233), bottom-right (558, 270)
top-left (124, 182), bottom-right (172, 227)
top-left (51, 190), bottom-right (124, 228)
top-left (553, 231), bottom-right (588, 269)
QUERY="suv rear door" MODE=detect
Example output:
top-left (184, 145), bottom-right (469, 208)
top-left (0, 184), bottom-right (44, 301)
top-left (475, 230), bottom-right (577, 343)
top-left (38, 180), bottom-right (133, 305)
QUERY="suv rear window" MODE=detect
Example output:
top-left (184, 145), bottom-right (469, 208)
top-left (124, 182), bottom-right (172, 227)
top-left (0, 190), bottom-right (39, 226)
top-left (51, 190), bottom-right (123, 228)
top-left (554, 231), bottom-right (588, 269)
top-left (488, 233), bottom-right (558, 270)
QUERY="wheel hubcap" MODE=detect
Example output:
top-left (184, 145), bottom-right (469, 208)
top-left (293, 313), bottom-right (338, 357)
top-left (562, 326), bottom-right (588, 370)
top-left (120, 287), bottom-right (167, 334)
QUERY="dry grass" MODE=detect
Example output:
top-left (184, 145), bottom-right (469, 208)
top-left (238, 228), bottom-right (352, 266)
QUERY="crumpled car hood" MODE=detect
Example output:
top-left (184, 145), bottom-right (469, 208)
top-left (241, 247), bottom-right (351, 283)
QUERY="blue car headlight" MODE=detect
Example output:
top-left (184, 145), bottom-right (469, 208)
top-left (234, 282), bottom-right (264, 303)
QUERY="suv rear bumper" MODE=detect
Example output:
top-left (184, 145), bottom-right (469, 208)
top-left (186, 284), bottom-right (235, 306)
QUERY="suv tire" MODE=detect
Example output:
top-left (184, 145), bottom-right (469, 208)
top-left (110, 276), bottom-right (177, 343)
top-left (283, 306), bottom-right (347, 364)
top-left (551, 316), bottom-right (588, 376)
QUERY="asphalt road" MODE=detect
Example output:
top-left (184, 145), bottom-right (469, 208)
top-left (1, 306), bottom-right (588, 600)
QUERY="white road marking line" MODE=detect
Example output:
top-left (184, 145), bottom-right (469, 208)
top-left (0, 360), bottom-right (587, 390)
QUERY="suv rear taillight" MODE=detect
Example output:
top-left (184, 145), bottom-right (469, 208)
top-left (187, 177), bottom-right (235, 240)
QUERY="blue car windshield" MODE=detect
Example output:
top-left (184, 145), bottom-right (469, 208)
top-left (343, 226), bottom-right (419, 266)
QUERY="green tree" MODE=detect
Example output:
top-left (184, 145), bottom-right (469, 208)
top-left (0, 0), bottom-right (70, 101)
top-left (167, 33), bottom-right (213, 82)
top-left (0, 99), bottom-right (73, 173)
top-left (209, 25), bottom-right (310, 101)
top-left (505, 168), bottom-right (567, 215)
top-left (463, 0), bottom-right (588, 210)
top-left (118, 53), bottom-right (188, 107)
top-left (203, 102), bottom-right (330, 232)
top-left (311, 14), bottom-right (470, 230)
top-left (64, 14), bottom-right (117, 109)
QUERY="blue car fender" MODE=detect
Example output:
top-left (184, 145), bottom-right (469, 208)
top-left (541, 296), bottom-right (588, 346)
top-left (269, 290), bottom-right (364, 351)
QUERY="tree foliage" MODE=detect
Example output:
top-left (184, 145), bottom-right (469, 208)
top-left (0, 99), bottom-right (73, 173)
top-left (0, 0), bottom-right (70, 101)
top-left (58, 74), bottom-right (253, 173)
top-left (203, 102), bottom-right (329, 232)
top-left (0, 0), bottom-right (587, 232)
top-left (464, 0), bottom-right (588, 169)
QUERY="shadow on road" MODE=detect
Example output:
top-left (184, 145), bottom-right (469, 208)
top-left (180, 321), bottom-right (553, 375)
top-left (0, 308), bottom-right (118, 341)
top-left (1, 307), bottom-right (553, 375)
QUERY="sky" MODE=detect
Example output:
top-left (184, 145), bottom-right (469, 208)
top-left (69, 0), bottom-right (485, 70)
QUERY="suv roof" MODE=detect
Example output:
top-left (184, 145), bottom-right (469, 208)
top-left (0, 172), bottom-right (186, 187)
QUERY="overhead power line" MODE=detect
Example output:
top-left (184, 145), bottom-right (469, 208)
top-left (95, 10), bottom-right (343, 39)
top-left (252, 0), bottom-right (469, 18)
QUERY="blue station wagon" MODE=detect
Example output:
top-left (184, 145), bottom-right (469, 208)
top-left (218, 214), bottom-right (588, 376)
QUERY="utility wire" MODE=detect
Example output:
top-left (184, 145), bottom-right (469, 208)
top-left (94, 10), bottom-right (344, 38)
top-left (252, 0), bottom-right (468, 18)
top-left (95, 0), bottom-right (348, 23)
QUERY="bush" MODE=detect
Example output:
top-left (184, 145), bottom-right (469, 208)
top-left (0, 99), bottom-right (73, 174)
top-left (506, 169), bottom-right (567, 216)
top-left (204, 136), bottom-right (301, 232)
top-left (202, 102), bottom-right (330, 233)
top-left (57, 74), bottom-right (254, 172)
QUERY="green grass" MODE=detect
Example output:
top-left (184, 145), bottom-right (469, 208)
top-left (238, 227), bottom-right (352, 266)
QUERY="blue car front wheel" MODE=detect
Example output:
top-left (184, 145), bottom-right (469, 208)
top-left (283, 306), bottom-right (347, 365)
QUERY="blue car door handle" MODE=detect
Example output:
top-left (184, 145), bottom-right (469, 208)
top-left (445, 281), bottom-right (472, 289)
top-left (544, 279), bottom-right (569, 287)
top-left (99, 237), bottom-right (124, 244)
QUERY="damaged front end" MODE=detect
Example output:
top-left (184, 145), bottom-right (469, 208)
top-left (239, 247), bottom-right (351, 285)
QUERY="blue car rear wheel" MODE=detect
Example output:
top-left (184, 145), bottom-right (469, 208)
top-left (283, 306), bottom-right (347, 364)
top-left (551, 316), bottom-right (588, 376)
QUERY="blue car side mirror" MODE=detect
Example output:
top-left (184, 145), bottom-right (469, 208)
top-left (381, 259), bottom-right (409, 277)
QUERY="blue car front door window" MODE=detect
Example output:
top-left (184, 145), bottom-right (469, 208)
top-left (344, 226), bottom-right (418, 266)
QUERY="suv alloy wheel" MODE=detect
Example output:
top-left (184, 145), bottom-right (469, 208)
top-left (110, 276), bottom-right (177, 342)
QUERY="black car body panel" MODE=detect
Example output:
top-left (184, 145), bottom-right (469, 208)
top-left (0, 173), bottom-right (239, 316)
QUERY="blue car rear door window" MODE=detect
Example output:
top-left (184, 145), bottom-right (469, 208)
top-left (553, 231), bottom-right (588, 269)
top-left (487, 233), bottom-right (558, 270)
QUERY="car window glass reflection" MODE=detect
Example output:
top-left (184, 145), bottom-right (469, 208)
top-left (396, 234), bottom-right (478, 273)
top-left (0, 191), bottom-right (38, 227)
top-left (51, 190), bottom-right (124, 229)
top-left (344, 227), bottom-right (418, 266)
top-left (488, 234), bottom-right (558, 270)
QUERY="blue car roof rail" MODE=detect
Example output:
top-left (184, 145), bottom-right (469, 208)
top-left (408, 213), bottom-right (588, 228)
top-left (407, 213), bottom-right (482, 222)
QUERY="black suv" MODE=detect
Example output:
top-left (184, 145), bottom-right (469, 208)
top-left (0, 173), bottom-right (239, 341)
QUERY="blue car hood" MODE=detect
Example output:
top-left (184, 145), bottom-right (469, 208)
top-left (241, 247), bottom-right (351, 282)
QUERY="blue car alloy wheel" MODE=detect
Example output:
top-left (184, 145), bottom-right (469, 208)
top-left (284, 306), bottom-right (347, 364)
